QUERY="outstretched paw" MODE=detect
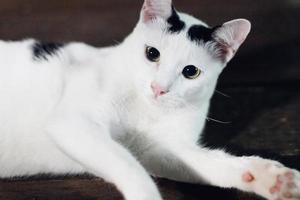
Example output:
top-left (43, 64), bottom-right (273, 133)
top-left (268, 171), bottom-right (300, 200)
top-left (243, 157), bottom-right (300, 200)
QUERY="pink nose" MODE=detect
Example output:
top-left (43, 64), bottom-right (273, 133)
top-left (151, 82), bottom-right (167, 98)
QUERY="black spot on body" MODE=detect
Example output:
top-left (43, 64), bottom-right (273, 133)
top-left (32, 41), bottom-right (64, 61)
top-left (167, 7), bottom-right (185, 33)
top-left (187, 25), bottom-right (221, 43)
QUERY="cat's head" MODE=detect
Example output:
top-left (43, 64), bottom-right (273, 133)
top-left (125, 0), bottom-right (251, 107)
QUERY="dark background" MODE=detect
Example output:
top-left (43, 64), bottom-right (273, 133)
top-left (0, 0), bottom-right (299, 85)
top-left (0, 0), bottom-right (299, 200)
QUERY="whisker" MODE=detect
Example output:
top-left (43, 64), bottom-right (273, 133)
top-left (113, 40), bottom-right (121, 45)
top-left (215, 89), bottom-right (231, 98)
top-left (206, 117), bottom-right (231, 124)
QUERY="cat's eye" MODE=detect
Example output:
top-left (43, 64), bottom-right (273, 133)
top-left (182, 65), bottom-right (201, 79)
top-left (146, 46), bottom-right (160, 62)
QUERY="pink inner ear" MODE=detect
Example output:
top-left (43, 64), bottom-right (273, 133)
top-left (224, 19), bottom-right (251, 51)
top-left (142, 0), bottom-right (155, 22)
top-left (213, 19), bottom-right (251, 62)
top-left (141, 0), bottom-right (172, 23)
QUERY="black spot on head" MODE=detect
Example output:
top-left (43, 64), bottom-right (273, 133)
top-left (167, 6), bottom-right (185, 33)
top-left (187, 25), bottom-right (221, 43)
top-left (32, 41), bottom-right (64, 61)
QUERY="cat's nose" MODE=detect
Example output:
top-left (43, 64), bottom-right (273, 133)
top-left (151, 82), bottom-right (168, 98)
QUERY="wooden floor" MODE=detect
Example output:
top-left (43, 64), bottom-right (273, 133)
top-left (0, 0), bottom-right (299, 199)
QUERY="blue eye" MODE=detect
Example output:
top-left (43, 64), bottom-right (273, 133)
top-left (182, 65), bottom-right (201, 79)
top-left (146, 46), bottom-right (160, 62)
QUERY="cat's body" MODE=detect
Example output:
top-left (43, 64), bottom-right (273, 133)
top-left (0, 1), bottom-right (299, 200)
top-left (0, 38), bottom-right (207, 177)
top-left (0, 40), bottom-right (95, 176)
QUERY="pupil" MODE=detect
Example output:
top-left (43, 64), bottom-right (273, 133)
top-left (147, 47), bottom-right (160, 61)
top-left (182, 65), bottom-right (200, 79)
top-left (185, 66), bottom-right (196, 75)
top-left (150, 48), bottom-right (159, 58)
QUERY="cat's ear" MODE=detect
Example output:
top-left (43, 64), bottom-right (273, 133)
top-left (213, 19), bottom-right (251, 62)
top-left (141, 0), bottom-right (173, 23)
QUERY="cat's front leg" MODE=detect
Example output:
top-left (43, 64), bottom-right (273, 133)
top-left (147, 140), bottom-right (300, 200)
top-left (46, 115), bottom-right (162, 200)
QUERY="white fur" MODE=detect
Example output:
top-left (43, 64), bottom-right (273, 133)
top-left (0, 1), bottom-right (299, 200)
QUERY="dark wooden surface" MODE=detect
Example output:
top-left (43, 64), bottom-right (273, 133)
top-left (0, 176), bottom-right (263, 200)
top-left (0, 0), bottom-right (299, 200)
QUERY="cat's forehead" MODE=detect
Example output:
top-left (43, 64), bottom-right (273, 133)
top-left (167, 9), bottom-right (217, 44)
top-left (138, 9), bottom-right (219, 67)
top-left (142, 10), bottom-right (217, 50)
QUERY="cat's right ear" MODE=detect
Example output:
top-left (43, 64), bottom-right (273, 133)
top-left (141, 0), bottom-right (173, 23)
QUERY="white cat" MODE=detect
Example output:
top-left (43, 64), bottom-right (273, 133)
top-left (0, 0), bottom-right (299, 199)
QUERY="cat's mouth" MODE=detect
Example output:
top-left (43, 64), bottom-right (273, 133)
top-left (148, 91), bottom-right (185, 107)
top-left (150, 93), bottom-right (165, 101)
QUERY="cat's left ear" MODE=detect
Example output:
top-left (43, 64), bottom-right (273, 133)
top-left (212, 19), bottom-right (251, 63)
top-left (141, 0), bottom-right (173, 23)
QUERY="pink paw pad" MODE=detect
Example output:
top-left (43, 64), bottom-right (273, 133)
top-left (269, 175), bottom-right (283, 194)
top-left (270, 185), bottom-right (280, 194)
top-left (287, 182), bottom-right (296, 189)
top-left (283, 191), bottom-right (293, 199)
top-left (242, 171), bottom-right (255, 182)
